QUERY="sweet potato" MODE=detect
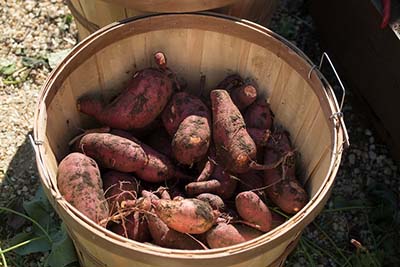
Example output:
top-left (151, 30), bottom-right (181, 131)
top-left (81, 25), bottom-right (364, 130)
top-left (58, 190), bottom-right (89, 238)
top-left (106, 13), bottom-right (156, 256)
top-left (244, 99), bottom-right (273, 131)
top-left (78, 133), bottom-right (147, 173)
top-left (216, 74), bottom-right (244, 90)
top-left (230, 84), bottom-right (257, 110)
top-left (264, 132), bottom-right (308, 214)
top-left (206, 223), bottom-right (262, 248)
top-left (196, 193), bottom-right (225, 211)
top-left (109, 212), bottom-right (151, 242)
top-left (110, 130), bottom-right (192, 183)
top-left (102, 171), bottom-right (140, 214)
top-left (235, 191), bottom-right (272, 232)
top-left (77, 52), bottom-right (173, 130)
top-left (152, 198), bottom-right (216, 234)
top-left (196, 146), bottom-right (216, 182)
top-left (162, 92), bottom-right (211, 165)
top-left (264, 177), bottom-right (308, 214)
top-left (146, 213), bottom-right (204, 249)
top-left (186, 165), bottom-right (237, 199)
top-left (57, 152), bottom-right (109, 225)
top-left (210, 89), bottom-right (259, 173)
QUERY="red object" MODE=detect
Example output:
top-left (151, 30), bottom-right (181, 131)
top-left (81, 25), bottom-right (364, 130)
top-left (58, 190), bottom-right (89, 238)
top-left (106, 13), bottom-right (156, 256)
top-left (380, 0), bottom-right (391, 29)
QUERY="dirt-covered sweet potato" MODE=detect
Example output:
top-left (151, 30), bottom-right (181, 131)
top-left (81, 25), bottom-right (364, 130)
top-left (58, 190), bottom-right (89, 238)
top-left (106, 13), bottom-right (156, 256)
top-left (210, 89), bottom-right (261, 173)
top-left (152, 198), bottom-right (217, 234)
top-left (77, 52), bottom-right (173, 130)
top-left (57, 152), bottom-right (109, 225)
top-left (264, 132), bottom-right (308, 214)
top-left (196, 193), bottom-right (225, 211)
top-left (102, 171), bottom-right (139, 214)
top-left (206, 223), bottom-right (262, 248)
top-left (235, 191), bottom-right (272, 232)
top-left (162, 92), bottom-right (211, 165)
top-left (230, 84), bottom-right (257, 110)
top-left (244, 98), bottom-right (273, 131)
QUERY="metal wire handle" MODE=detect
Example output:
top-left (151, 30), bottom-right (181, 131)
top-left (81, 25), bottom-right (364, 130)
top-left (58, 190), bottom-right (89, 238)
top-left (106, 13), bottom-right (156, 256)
top-left (28, 134), bottom-right (53, 191)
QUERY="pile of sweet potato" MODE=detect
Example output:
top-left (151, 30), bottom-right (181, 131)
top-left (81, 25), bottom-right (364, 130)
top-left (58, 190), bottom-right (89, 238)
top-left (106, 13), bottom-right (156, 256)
top-left (56, 52), bottom-right (308, 249)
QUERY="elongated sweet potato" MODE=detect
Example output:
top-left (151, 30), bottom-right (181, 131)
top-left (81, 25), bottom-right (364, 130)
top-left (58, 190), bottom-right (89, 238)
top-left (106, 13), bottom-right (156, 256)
top-left (235, 191), bottom-right (272, 232)
top-left (102, 171), bottom-right (139, 214)
top-left (57, 152), bottom-right (109, 225)
top-left (152, 198), bottom-right (216, 234)
top-left (146, 213), bottom-right (204, 249)
top-left (110, 130), bottom-right (192, 183)
top-left (196, 193), bottom-right (225, 211)
top-left (244, 99), bottom-right (273, 131)
top-left (78, 133), bottom-right (147, 173)
top-left (211, 89), bottom-right (266, 173)
top-left (77, 52), bottom-right (173, 130)
top-left (196, 146), bottom-right (216, 182)
top-left (162, 92), bottom-right (211, 165)
top-left (206, 223), bottom-right (262, 248)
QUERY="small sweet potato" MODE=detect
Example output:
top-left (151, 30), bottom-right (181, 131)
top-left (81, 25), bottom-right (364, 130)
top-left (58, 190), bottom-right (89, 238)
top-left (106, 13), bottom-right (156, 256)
top-left (185, 165), bottom-right (237, 199)
top-left (210, 89), bottom-right (258, 173)
top-left (146, 213), bottom-right (203, 249)
top-left (162, 92), bottom-right (211, 165)
top-left (206, 223), bottom-right (262, 248)
top-left (152, 198), bottom-right (216, 234)
top-left (196, 193), bottom-right (225, 211)
top-left (230, 84), bottom-right (257, 110)
top-left (102, 171), bottom-right (140, 214)
top-left (235, 191), bottom-right (272, 232)
top-left (57, 153), bottom-right (109, 225)
top-left (78, 133), bottom-right (147, 173)
top-left (77, 52), bottom-right (173, 130)
top-left (244, 99), bottom-right (273, 131)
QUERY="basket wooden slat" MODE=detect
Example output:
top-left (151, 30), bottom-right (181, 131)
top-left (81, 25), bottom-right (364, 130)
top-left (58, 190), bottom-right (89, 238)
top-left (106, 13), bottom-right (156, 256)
top-left (34, 13), bottom-right (347, 267)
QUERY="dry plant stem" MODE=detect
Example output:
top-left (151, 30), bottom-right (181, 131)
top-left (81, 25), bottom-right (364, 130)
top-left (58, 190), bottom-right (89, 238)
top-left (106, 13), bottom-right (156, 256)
top-left (185, 233), bottom-right (209, 250)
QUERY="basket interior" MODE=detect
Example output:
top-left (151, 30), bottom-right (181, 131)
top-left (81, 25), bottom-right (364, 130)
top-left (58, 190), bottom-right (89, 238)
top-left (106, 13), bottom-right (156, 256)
top-left (40, 27), bottom-right (334, 199)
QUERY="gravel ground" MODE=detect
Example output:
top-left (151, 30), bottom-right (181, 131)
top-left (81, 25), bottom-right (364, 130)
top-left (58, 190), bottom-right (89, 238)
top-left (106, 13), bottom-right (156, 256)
top-left (0, 1), bottom-right (399, 266)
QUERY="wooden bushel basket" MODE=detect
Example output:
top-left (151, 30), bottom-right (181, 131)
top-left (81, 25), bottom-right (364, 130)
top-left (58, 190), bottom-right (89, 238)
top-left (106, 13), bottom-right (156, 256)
top-left (67, 0), bottom-right (278, 40)
top-left (33, 13), bottom-right (348, 267)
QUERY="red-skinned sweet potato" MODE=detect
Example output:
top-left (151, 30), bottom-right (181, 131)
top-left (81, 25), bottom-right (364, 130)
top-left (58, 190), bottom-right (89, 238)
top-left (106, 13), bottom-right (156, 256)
top-left (110, 129), bottom-right (192, 183)
top-left (264, 132), bottom-right (308, 214)
top-left (57, 152), bottom-right (109, 225)
top-left (77, 52), bottom-right (173, 130)
top-left (211, 89), bottom-right (266, 173)
top-left (196, 193), bottom-right (225, 211)
top-left (205, 223), bottom-right (262, 248)
top-left (78, 133), bottom-right (147, 173)
top-left (230, 84), bottom-right (257, 110)
top-left (152, 198), bottom-right (217, 234)
top-left (162, 92), bottom-right (211, 165)
top-left (244, 98), bottom-right (273, 131)
top-left (235, 191), bottom-right (272, 232)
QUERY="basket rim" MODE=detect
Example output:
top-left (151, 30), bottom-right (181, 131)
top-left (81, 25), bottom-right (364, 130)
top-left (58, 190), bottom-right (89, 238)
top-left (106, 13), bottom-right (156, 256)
top-left (96, 0), bottom-right (238, 13)
top-left (33, 12), bottom-right (347, 261)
